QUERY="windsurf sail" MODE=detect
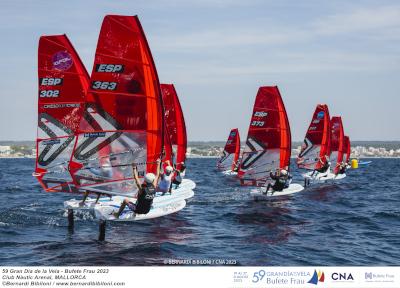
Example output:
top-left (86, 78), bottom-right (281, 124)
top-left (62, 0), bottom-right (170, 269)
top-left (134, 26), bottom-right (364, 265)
top-left (163, 122), bottom-right (174, 168)
top-left (161, 84), bottom-right (187, 170)
top-left (238, 86), bottom-right (291, 186)
top-left (34, 34), bottom-right (90, 193)
top-left (330, 116), bottom-right (345, 174)
top-left (296, 104), bottom-right (331, 170)
top-left (343, 135), bottom-right (351, 163)
top-left (217, 128), bottom-right (241, 171)
top-left (68, 15), bottom-right (164, 196)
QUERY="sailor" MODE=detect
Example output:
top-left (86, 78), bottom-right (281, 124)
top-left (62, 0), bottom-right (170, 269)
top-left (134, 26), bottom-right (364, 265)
top-left (158, 160), bottom-right (174, 194)
top-left (284, 168), bottom-right (293, 188)
top-left (113, 159), bottom-right (160, 218)
top-left (232, 159), bottom-right (240, 172)
top-left (337, 162), bottom-right (347, 175)
top-left (311, 155), bottom-right (330, 177)
top-left (171, 162), bottom-right (186, 189)
top-left (265, 169), bottom-right (288, 193)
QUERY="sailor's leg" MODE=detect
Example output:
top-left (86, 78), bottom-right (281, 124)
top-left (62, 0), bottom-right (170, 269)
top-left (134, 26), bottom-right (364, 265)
top-left (263, 183), bottom-right (272, 194)
top-left (113, 199), bottom-right (129, 218)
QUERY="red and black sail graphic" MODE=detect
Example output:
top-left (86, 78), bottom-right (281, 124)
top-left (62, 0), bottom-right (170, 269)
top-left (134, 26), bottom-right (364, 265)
top-left (69, 15), bottom-right (164, 196)
top-left (238, 86), bottom-right (291, 186)
top-left (34, 34), bottom-right (89, 193)
top-left (297, 104), bottom-right (331, 170)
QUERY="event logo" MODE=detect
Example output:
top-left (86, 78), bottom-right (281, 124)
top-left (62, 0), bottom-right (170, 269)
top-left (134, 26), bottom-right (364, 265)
top-left (52, 51), bottom-right (73, 71)
top-left (308, 270), bottom-right (324, 285)
top-left (331, 272), bottom-right (354, 281)
top-left (364, 271), bottom-right (395, 283)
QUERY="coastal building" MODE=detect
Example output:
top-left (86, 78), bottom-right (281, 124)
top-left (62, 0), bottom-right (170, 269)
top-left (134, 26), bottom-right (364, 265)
top-left (0, 145), bottom-right (11, 156)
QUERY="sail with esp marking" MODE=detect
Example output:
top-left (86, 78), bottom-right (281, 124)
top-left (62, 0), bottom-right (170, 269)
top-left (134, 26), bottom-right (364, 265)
top-left (296, 104), bottom-right (331, 170)
top-left (34, 34), bottom-right (90, 193)
top-left (68, 15), bottom-right (164, 196)
top-left (238, 86), bottom-right (291, 186)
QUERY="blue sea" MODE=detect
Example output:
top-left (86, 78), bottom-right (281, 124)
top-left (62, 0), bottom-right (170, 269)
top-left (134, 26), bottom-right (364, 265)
top-left (0, 158), bottom-right (399, 266)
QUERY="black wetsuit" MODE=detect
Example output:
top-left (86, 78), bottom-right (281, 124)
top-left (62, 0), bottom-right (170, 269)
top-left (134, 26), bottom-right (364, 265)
top-left (128, 184), bottom-right (156, 214)
top-left (172, 170), bottom-right (182, 186)
top-left (338, 165), bottom-right (346, 174)
top-left (266, 172), bottom-right (287, 192)
top-left (315, 161), bottom-right (330, 173)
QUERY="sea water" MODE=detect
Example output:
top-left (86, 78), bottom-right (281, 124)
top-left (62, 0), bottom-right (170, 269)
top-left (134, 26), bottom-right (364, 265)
top-left (0, 158), bottom-right (399, 265)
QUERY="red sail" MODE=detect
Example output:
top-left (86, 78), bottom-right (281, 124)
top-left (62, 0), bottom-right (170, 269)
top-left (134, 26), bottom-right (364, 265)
top-left (238, 86), bottom-right (291, 186)
top-left (69, 15), bottom-right (164, 196)
top-left (161, 84), bottom-right (187, 170)
top-left (330, 116), bottom-right (345, 174)
top-left (297, 104), bottom-right (331, 170)
top-left (163, 122), bottom-right (174, 168)
top-left (34, 34), bottom-right (89, 193)
top-left (217, 128), bottom-right (241, 171)
top-left (344, 135), bottom-right (351, 163)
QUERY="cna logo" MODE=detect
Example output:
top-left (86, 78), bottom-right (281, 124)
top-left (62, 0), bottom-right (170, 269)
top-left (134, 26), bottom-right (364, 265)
top-left (308, 270), bottom-right (324, 285)
top-left (331, 272), bottom-right (354, 281)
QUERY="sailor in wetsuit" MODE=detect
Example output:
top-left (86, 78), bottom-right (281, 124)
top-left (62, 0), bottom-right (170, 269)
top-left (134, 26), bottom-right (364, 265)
top-left (264, 169), bottom-right (289, 193)
top-left (171, 162), bottom-right (186, 189)
top-left (336, 162), bottom-right (347, 175)
top-left (311, 155), bottom-right (330, 177)
top-left (232, 159), bottom-right (240, 172)
top-left (113, 159), bottom-right (161, 218)
top-left (158, 160), bottom-right (174, 194)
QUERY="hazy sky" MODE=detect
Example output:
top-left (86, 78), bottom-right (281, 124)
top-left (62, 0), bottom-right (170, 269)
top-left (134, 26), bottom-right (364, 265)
top-left (0, 0), bottom-right (399, 141)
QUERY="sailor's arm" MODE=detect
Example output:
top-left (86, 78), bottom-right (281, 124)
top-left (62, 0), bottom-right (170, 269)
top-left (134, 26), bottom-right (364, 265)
top-left (153, 158), bottom-right (161, 186)
top-left (132, 164), bottom-right (141, 189)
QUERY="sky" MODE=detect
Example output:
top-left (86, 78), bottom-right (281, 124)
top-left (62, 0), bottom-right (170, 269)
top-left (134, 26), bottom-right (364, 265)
top-left (0, 0), bottom-right (399, 141)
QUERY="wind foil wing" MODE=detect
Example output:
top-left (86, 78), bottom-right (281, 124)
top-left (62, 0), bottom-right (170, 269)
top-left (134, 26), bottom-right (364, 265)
top-left (34, 34), bottom-right (89, 193)
top-left (161, 84), bottom-right (187, 171)
top-left (217, 128), bottom-right (240, 171)
top-left (69, 15), bottom-right (164, 196)
top-left (330, 116), bottom-right (345, 174)
top-left (297, 104), bottom-right (331, 170)
top-left (238, 86), bottom-right (291, 186)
